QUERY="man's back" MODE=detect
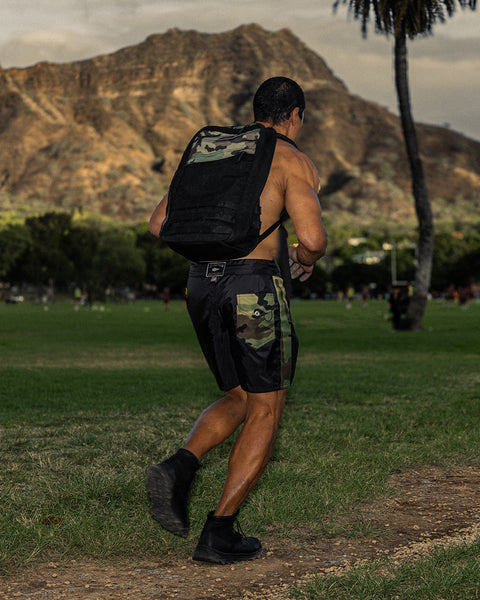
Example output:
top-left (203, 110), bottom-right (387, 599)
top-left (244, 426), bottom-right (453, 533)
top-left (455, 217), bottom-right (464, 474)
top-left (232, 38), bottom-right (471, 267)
top-left (244, 135), bottom-right (325, 262)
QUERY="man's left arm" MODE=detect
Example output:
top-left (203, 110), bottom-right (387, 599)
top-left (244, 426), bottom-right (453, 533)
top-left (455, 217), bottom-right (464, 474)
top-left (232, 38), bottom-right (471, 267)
top-left (149, 193), bottom-right (168, 237)
top-left (285, 155), bottom-right (327, 280)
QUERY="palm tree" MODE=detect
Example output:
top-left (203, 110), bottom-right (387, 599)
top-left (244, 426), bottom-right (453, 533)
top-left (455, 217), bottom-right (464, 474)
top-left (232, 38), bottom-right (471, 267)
top-left (333, 0), bottom-right (477, 330)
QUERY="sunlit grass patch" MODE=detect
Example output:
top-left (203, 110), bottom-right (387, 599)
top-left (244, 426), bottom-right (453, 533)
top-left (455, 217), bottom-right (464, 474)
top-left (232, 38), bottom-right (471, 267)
top-left (294, 536), bottom-right (480, 600)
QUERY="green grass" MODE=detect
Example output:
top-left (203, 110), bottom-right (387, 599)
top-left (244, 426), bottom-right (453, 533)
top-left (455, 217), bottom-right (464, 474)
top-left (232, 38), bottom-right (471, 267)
top-left (0, 298), bottom-right (479, 592)
top-left (294, 537), bottom-right (480, 600)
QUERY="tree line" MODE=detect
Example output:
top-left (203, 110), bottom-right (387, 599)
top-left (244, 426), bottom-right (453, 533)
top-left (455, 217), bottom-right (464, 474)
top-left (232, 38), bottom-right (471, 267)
top-left (1, 212), bottom-right (478, 301)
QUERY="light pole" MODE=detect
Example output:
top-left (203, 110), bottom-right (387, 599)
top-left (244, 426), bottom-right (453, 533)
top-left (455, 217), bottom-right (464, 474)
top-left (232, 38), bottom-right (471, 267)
top-left (382, 243), bottom-right (407, 287)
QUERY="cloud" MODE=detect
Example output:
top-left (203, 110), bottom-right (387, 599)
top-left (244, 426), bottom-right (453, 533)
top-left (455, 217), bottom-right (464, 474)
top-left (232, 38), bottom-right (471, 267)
top-left (408, 53), bottom-right (480, 137)
top-left (0, 1), bottom-right (339, 68)
top-left (409, 34), bottom-right (480, 62)
top-left (302, 12), bottom-right (480, 140)
top-left (0, 30), bottom-right (111, 67)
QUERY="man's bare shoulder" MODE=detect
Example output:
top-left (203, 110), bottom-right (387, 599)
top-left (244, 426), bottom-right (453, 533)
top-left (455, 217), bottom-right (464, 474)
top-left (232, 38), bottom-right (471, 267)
top-left (274, 138), bottom-right (320, 191)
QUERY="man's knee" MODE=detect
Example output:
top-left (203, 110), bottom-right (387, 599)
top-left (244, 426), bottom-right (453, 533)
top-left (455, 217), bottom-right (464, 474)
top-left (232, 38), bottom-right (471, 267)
top-left (221, 386), bottom-right (248, 421)
top-left (246, 390), bottom-right (286, 423)
top-left (225, 386), bottom-right (248, 404)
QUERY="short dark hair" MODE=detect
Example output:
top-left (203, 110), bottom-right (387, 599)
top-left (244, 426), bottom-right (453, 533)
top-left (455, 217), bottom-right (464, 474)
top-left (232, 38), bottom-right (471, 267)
top-left (253, 77), bottom-right (305, 125)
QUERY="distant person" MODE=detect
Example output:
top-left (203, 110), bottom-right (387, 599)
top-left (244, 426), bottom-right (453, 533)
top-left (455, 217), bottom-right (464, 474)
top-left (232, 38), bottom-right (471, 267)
top-left (346, 285), bottom-right (355, 309)
top-left (86, 281), bottom-right (94, 308)
top-left (362, 285), bottom-right (370, 305)
top-left (458, 285), bottom-right (473, 307)
top-left (74, 286), bottom-right (82, 309)
top-left (388, 286), bottom-right (409, 330)
top-left (147, 77), bottom-right (327, 565)
top-left (161, 287), bottom-right (171, 310)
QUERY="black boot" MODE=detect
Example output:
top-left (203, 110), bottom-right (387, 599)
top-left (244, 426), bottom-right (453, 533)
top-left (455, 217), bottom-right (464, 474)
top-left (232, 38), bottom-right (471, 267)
top-left (146, 448), bottom-right (200, 537)
top-left (192, 511), bottom-right (262, 564)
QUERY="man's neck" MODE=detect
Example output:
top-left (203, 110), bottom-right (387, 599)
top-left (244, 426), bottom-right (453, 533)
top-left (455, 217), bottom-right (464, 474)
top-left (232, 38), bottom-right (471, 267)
top-left (256, 120), bottom-right (296, 142)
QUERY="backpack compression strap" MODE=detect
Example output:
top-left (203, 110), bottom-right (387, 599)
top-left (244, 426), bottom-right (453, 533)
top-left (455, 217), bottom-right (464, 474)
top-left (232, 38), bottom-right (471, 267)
top-left (257, 131), bottom-right (297, 242)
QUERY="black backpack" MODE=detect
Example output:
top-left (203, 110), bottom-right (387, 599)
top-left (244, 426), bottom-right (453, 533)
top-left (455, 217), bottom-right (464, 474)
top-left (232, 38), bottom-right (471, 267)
top-left (159, 122), bottom-right (289, 262)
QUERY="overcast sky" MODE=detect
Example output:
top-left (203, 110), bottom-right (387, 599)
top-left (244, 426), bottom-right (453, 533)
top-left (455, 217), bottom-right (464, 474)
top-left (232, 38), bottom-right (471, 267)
top-left (1, 0), bottom-right (479, 141)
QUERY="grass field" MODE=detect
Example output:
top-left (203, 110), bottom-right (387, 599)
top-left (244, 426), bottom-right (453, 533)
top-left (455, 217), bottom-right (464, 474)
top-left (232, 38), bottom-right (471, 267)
top-left (1, 297), bottom-right (479, 596)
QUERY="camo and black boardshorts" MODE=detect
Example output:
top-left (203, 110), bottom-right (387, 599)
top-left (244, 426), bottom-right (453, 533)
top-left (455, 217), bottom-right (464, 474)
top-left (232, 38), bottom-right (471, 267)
top-left (186, 259), bottom-right (298, 393)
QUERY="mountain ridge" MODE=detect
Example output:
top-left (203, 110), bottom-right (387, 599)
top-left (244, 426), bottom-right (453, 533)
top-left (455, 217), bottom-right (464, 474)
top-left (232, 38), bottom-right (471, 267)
top-left (1, 24), bottom-right (479, 227)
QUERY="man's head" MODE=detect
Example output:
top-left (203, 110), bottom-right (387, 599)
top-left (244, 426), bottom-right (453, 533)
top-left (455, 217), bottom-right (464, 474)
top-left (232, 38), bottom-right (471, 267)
top-left (253, 77), bottom-right (305, 125)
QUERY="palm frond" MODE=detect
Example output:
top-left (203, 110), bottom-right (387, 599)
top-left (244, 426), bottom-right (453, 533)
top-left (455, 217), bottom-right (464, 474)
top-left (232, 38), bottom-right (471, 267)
top-left (333, 0), bottom-right (477, 39)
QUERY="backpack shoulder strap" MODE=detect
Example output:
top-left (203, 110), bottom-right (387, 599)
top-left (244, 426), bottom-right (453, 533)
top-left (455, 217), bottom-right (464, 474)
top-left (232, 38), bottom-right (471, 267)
top-left (257, 131), bottom-right (296, 241)
top-left (275, 132), bottom-right (298, 149)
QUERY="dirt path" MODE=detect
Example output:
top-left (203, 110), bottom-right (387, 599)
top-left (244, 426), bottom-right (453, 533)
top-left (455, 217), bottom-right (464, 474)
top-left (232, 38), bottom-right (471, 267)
top-left (1, 466), bottom-right (479, 600)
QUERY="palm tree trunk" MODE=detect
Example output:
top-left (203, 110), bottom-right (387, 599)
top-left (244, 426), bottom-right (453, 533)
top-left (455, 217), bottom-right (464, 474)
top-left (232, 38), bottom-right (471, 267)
top-left (394, 31), bottom-right (434, 331)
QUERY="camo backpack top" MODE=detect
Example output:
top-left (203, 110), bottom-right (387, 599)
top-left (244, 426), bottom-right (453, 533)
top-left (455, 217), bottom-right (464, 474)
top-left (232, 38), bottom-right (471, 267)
top-left (159, 122), bottom-right (287, 262)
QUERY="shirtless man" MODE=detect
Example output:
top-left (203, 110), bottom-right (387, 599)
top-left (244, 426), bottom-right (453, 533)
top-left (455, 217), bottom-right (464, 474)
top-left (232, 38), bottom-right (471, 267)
top-left (147, 77), bottom-right (327, 564)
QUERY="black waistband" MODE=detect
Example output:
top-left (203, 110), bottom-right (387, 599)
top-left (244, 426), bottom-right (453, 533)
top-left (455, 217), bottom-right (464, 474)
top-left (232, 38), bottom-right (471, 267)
top-left (189, 259), bottom-right (279, 278)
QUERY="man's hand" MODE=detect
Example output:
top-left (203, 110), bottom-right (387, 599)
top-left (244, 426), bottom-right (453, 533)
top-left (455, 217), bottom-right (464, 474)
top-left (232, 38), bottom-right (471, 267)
top-left (288, 245), bottom-right (314, 282)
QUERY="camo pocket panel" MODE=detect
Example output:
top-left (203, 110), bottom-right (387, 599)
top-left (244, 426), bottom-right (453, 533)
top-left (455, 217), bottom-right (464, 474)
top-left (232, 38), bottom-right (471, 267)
top-left (187, 128), bottom-right (260, 164)
top-left (236, 293), bottom-right (275, 349)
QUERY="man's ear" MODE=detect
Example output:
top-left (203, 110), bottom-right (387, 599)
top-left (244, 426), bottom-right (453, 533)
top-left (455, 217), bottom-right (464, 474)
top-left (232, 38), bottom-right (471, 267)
top-left (289, 107), bottom-right (300, 122)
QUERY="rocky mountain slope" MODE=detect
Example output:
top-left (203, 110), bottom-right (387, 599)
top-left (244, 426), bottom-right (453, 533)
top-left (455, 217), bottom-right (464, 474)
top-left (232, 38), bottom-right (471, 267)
top-left (1, 24), bottom-right (479, 227)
